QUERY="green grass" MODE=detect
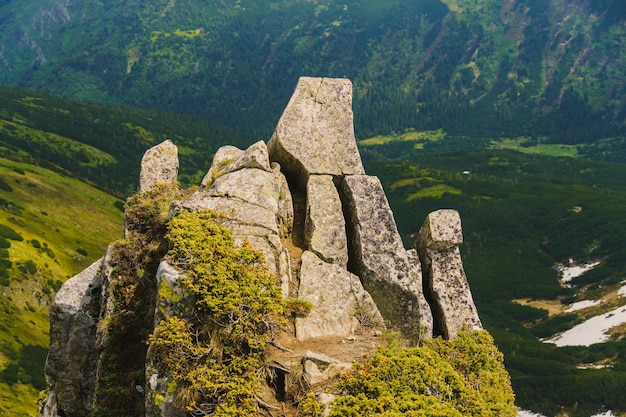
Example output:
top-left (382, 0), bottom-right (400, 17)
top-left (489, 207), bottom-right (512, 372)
top-left (0, 157), bottom-right (122, 416)
top-left (359, 129), bottom-right (446, 147)
top-left (491, 138), bottom-right (580, 157)
top-left (367, 150), bottom-right (626, 416)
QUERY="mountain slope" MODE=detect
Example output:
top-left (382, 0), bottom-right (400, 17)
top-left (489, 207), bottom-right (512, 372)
top-left (366, 150), bottom-right (626, 416)
top-left (1, 0), bottom-right (625, 140)
top-left (0, 157), bottom-right (122, 416)
top-left (0, 84), bottom-right (252, 196)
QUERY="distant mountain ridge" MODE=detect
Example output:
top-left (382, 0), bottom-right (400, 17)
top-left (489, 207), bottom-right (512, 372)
top-left (1, 0), bottom-right (625, 140)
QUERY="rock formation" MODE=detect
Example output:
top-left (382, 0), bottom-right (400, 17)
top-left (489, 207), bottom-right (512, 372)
top-left (416, 209), bottom-right (482, 339)
top-left (39, 76), bottom-right (482, 417)
top-left (138, 139), bottom-right (178, 193)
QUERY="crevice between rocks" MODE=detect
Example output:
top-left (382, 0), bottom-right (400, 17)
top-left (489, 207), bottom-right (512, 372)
top-left (417, 250), bottom-right (447, 339)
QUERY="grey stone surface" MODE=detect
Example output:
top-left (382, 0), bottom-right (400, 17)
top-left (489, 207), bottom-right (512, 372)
top-left (406, 248), bottom-right (434, 338)
top-left (272, 162), bottom-right (294, 239)
top-left (138, 139), bottom-right (179, 193)
top-left (305, 175), bottom-right (348, 267)
top-left (415, 209), bottom-right (482, 339)
top-left (340, 175), bottom-right (430, 340)
top-left (43, 258), bottom-right (103, 417)
top-left (177, 143), bottom-right (291, 297)
top-left (201, 140), bottom-right (272, 188)
top-left (295, 251), bottom-right (384, 341)
top-left (268, 77), bottom-right (365, 189)
top-left (417, 209), bottom-right (463, 251)
top-left (301, 351), bottom-right (351, 386)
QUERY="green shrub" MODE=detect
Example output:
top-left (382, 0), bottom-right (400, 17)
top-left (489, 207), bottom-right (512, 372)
top-left (329, 330), bottom-right (517, 417)
top-left (285, 298), bottom-right (313, 318)
top-left (0, 224), bottom-right (22, 241)
top-left (148, 209), bottom-right (284, 417)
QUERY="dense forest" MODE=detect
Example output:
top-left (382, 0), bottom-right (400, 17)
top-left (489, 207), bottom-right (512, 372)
top-left (1, 0), bottom-right (625, 141)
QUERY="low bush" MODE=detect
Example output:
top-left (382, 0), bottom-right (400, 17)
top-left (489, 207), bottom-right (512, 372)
top-left (148, 209), bottom-right (284, 416)
top-left (0, 224), bottom-right (22, 241)
top-left (327, 330), bottom-right (517, 417)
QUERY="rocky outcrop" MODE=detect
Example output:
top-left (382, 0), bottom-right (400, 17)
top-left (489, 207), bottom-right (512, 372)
top-left (41, 76), bottom-right (482, 417)
top-left (268, 77), bottom-right (365, 189)
top-left (340, 175), bottom-right (432, 340)
top-left (40, 258), bottom-right (103, 417)
top-left (295, 251), bottom-right (384, 341)
top-left (138, 139), bottom-right (179, 193)
top-left (177, 140), bottom-right (292, 290)
top-left (416, 209), bottom-right (482, 339)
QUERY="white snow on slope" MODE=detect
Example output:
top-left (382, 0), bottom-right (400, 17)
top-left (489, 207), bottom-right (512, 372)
top-left (544, 305), bottom-right (626, 347)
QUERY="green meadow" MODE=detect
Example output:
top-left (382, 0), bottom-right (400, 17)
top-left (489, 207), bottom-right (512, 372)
top-left (0, 158), bottom-right (122, 416)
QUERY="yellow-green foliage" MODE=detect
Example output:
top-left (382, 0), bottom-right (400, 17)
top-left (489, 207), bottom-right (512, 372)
top-left (148, 210), bottom-right (284, 416)
top-left (328, 330), bottom-right (516, 417)
top-left (93, 183), bottom-right (187, 417)
top-left (359, 129), bottom-right (446, 147)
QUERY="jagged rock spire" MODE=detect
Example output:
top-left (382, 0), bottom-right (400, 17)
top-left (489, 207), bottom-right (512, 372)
top-left (40, 77), bottom-right (483, 417)
top-left (138, 139), bottom-right (179, 193)
top-left (268, 77), bottom-right (365, 189)
top-left (416, 209), bottom-right (482, 339)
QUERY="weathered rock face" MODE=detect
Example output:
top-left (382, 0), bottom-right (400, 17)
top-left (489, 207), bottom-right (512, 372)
top-left (305, 175), bottom-right (348, 268)
top-left (416, 209), bottom-right (482, 339)
top-left (41, 76), bottom-right (483, 417)
top-left (177, 140), bottom-right (292, 289)
top-left (138, 139), bottom-right (179, 193)
top-left (40, 258), bottom-right (103, 417)
top-left (340, 174), bottom-right (432, 340)
top-left (295, 251), bottom-right (384, 341)
top-left (268, 77), bottom-right (365, 189)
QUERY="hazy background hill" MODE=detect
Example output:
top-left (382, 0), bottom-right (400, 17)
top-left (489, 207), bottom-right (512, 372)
top-left (1, 0), bottom-right (625, 143)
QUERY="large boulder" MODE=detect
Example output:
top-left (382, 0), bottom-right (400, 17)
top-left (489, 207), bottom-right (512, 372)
top-left (268, 77), bottom-right (365, 189)
top-left (179, 141), bottom-right (292, 282)
top-left (305, 175), bottom-right (348, 267)
top-left (40, 258), bottom-right (103, 417)
top-left (340, 175), bottom-right (431, 341)
top-left (415, 209), bottom-right (482, 339)
top-left (138, 140), bottom-right (179, 193)
top-left (295, 251), bottom-right (384, 341)
top-left (201, 140), bottom-right (272, 188)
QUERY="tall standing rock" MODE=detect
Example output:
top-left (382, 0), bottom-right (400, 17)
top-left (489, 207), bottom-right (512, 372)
top-left (40, 258), bottom-right (103, 417)
top-left (305, 175), bottom-right (349, 268)
top-left (268, 77), bottom-right (365, 189)
top-left (341, 175), bottom-right (432, 340)
top-left (415, 209), bottom-right (482, 339)
top-left (138, 139), bottom-right (179, 193)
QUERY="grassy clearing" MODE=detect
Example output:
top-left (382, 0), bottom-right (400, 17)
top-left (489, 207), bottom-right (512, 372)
top-left (490, 138), bottom-right (580, 158)
top-left (0, 157), bottom-right (122, 416)
top-left (359, 129), bottom-right (446, 147)
top-left (406, 184), bottom-right (462, 201)
top-left (513, 298), bottom-right (566, 317)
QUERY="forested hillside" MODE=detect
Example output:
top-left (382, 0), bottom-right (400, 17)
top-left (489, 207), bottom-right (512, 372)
top-left (0, 85), bottom-right (252, 196)
top-left (1, 0), bottom-right (625, 142)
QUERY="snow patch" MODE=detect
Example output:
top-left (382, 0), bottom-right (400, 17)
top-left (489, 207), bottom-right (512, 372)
top-left (518, 410), bottom-right (618, 417)
top-left (565, 299), bottom-right (602, 312)
top-left (618, 282), bottom-right (626, 298)
top-left (544, 305), bottom-right (626, 347)
top-left (557, 260), bottom-right (600, 285)
top-left (517, 411), bottom-right (546, 417)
